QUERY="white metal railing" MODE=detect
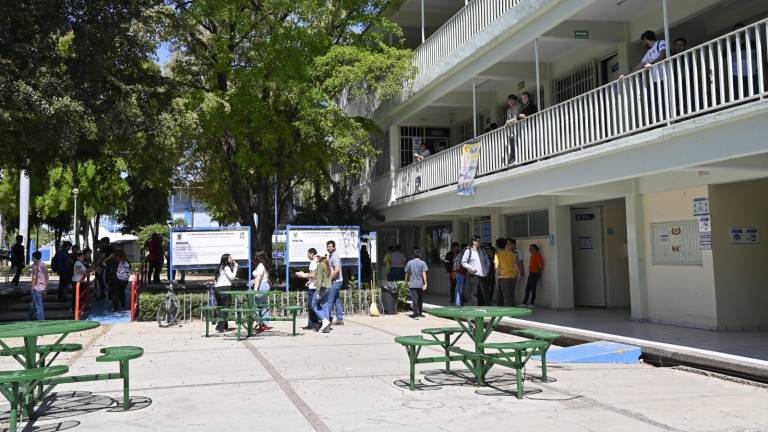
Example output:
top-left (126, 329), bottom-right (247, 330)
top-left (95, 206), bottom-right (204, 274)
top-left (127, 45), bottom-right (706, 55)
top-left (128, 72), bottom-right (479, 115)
top-left (413, 0), bottom-right (521, 79)
top-left (395, 20), bottom-right (768, 200)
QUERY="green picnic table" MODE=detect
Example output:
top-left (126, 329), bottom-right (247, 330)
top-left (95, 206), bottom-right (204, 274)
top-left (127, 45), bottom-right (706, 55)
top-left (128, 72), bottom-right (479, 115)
top-left (426, 306), bottom-right (532, 385)
top-left (220, 291), bottom-right (301, 339)
top-left (0, 320), bottom-right (144, 431)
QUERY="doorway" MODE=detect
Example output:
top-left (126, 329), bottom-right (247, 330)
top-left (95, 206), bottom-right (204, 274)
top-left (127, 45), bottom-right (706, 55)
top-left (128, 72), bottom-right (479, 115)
top-left (600, 53), bottom-right (621, 85)
top-left (571, 207), bottom-right (607, 307)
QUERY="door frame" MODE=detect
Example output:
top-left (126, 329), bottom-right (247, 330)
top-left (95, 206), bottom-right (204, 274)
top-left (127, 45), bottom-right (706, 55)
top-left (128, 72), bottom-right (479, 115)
top-left (571, 206), bottom-right (608, 308)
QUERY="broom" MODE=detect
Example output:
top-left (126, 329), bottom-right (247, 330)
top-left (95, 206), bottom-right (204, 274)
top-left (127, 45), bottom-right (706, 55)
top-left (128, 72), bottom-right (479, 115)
top-left (369, 266), bottom-right (380, 316)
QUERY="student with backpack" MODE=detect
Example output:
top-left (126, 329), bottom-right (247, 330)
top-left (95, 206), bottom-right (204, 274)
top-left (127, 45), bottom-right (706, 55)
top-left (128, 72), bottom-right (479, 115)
top-left (52, 242), bottom-right (72, 303)
top-left (460, 235), bottom-right (491, 307)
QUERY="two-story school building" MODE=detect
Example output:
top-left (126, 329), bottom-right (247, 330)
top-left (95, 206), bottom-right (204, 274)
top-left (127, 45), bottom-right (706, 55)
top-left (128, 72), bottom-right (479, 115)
top-left (351, 0), bottom-right (768, 331)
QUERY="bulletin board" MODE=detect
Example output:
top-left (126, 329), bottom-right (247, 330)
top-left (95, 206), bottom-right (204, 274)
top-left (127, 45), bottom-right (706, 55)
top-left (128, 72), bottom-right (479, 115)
top-left (650, 220), bottom-right (702, 266)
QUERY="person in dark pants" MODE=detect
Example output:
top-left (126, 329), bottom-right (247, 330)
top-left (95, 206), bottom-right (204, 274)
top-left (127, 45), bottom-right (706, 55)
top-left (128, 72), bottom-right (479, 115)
top-left (444, 242), bottom-right (459, 304)
top-left (53, 242), bottom-right (73, 302)
top-left (145, 233), bottom-right (164, 284)
top-left (522, 244), bottom-right (544, 308)
top-left (213, 254), bottom-right (238, 332)
top-left (460, 235), bottom-right (490, 306)
top-left (107, 249), bottom-right (130, 311)
top-left (404, 250), bottom-right (428, 319)
top-left (10, 235), bottom-right (25, 286)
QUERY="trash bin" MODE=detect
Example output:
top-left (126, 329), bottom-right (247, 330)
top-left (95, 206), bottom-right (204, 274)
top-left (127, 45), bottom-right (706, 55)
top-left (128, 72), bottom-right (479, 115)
top-left (381, 283), bottom-right (399, 315)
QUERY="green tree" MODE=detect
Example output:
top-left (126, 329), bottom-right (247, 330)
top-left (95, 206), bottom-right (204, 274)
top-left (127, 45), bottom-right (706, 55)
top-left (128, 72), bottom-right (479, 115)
top-left (165, 0), bottom-right (414, 256)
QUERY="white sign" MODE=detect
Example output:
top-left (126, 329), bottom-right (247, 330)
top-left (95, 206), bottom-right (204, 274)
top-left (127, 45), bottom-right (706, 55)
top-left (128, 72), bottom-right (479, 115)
top-left (171, 228), bottom-right (250, 267)
top-left (730, 226), bottom-right (760, 244)
top-left (287, 228), bottom-right (359, 263)
top-left (693, 198), bottom-right (709, 216)
top-left (698, 215), bottom-right (711, 233)
top-left (577, 236), bottom-right (593, 250)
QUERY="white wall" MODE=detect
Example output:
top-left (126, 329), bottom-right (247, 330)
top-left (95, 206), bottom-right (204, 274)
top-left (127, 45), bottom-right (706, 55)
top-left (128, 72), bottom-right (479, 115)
top-left (643, 186), bottom-right (718, 329)
top-left (709, 178), bottom-right (768, 331)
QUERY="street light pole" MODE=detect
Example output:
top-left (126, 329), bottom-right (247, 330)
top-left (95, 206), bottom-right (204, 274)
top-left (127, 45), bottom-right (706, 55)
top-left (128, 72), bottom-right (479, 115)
top-left (72, 188), bottom-right (80, 247)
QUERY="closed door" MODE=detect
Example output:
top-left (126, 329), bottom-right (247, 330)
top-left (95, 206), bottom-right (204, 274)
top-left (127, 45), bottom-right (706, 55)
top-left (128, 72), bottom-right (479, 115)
top-left (600, 53), bottom-right (621, 85)
top-left (571, 208), bottom-right (607, 307)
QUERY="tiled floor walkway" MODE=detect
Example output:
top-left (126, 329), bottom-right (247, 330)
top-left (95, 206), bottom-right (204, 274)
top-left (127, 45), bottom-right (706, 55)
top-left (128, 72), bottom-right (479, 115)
top-left (424, 293), bottom-right (768, 361)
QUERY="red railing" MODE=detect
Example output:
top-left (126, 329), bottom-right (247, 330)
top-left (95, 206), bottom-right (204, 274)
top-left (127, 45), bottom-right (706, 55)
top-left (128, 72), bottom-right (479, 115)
top-left (74, 275), bottom-right (94, 320)
top-left (131, 259), bottom-right (148, 321)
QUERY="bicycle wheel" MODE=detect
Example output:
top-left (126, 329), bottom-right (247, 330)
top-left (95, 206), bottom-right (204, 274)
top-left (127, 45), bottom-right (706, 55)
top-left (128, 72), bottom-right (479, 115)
top-left (157, 295), bottom-right (180, 327)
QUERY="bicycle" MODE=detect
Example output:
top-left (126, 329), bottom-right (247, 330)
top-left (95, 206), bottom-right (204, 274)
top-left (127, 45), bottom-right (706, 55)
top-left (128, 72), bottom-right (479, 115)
top-left (156, 282), bottom-right (181, 327)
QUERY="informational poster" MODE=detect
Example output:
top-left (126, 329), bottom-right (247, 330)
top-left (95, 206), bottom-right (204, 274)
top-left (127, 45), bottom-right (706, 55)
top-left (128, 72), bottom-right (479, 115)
top-left (171, 227), bottom-right (250, 267)
top-left (577, 236), bottom-right (594, 250)
top-left (693, 198), bottom-right (710, 216)
top-left (457, 141), bottom-right (481, 196)
top-left (699, 233), bottom-right (712, 250)
top-left (287, 227), bottom-right (360, 263)
top-left (650, 221), bottom-right (702, 266)
top-left (698, 215), bottom-right (711, 233)
top-left (730, 226), bottom-right (760, 244)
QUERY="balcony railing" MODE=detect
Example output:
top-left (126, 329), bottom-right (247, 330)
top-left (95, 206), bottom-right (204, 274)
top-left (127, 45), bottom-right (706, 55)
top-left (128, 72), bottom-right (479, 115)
top-left (394, 19), bottom-right (768, 200)
top-left (414, 0), bottom-right (521, 80)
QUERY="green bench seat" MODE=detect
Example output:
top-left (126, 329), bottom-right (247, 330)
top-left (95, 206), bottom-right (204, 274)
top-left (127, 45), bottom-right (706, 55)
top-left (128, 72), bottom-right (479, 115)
top-left (0, 365), bottom-right (69, 432)
top-left (395, 336), bottom-right (445, 390)
top-left (478, 340), bottom-right (551, 399)
top-left (219, 306), bottom-right (302, 340)
top-left (201, 306), bottom-right (224, 337)
top-left (421, 327), bottom-right (465, 373)
top-left (0, 343), bottom-right (83, 357)
top-left (95, 346), bottom-right (144, 410)
top-left (512, 329), bottom-right (561, 381)
top-left (220, 307), bottom-right (257, 340)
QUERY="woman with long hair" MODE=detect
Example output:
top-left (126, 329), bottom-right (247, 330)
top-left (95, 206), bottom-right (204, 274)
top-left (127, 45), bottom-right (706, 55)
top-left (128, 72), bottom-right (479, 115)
top-left (250, 251), bottom-right (272, 332)
top-left (108, 250), bottom-right (131, 311)
top-left (214, 253), bottom-right (238, 332)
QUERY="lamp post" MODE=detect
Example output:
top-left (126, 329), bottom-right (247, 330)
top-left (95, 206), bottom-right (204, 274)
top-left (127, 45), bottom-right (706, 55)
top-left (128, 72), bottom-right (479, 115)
top-left (72, 188), bottom-right (80, 247)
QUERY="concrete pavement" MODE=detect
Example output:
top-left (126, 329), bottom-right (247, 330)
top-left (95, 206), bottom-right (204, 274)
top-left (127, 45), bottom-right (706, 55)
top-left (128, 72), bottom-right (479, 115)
top-left (1, 314), bottom-right (767, 431)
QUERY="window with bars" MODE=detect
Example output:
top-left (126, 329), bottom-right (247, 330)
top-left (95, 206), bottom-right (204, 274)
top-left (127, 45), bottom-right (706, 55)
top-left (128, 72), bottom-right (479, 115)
top-left (553, 60), bottom-right (598, 104)
top-left (400, 126), bottom-right (424, 167)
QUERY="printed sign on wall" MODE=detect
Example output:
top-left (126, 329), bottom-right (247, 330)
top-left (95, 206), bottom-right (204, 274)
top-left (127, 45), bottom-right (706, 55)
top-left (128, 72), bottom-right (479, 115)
top-left (730, 226), bottom-right (760, 244)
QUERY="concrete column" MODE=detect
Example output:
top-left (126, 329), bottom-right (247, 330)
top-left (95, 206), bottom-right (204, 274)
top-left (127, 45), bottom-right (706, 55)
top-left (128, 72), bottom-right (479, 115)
top-left (451, 218), bottom-right (461, 244)
top-left (548, 197), bottom-right (574, 310)
top-left (534, 38), bottom-right (541, 109)
top-left (472, 77), bottom-right (477, 138)
top-left (489, 208), bottom-right (502, 243)
top-left (420, 0), bottom-right (425, 44)
top-left (19, 170), bottom-right (30, 259)
top-left (388, 123), bottom-right (400, 203)
top-left (625, 182), bottom-right (649, 320)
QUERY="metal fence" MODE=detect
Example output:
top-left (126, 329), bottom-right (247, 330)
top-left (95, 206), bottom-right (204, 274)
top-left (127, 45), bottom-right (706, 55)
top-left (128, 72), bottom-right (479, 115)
top-left (395, 20), bottom-right (768, 200)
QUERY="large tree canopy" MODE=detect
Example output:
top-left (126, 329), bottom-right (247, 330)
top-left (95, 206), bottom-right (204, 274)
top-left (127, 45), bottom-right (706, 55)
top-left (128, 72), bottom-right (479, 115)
top-left (166, 0), bottom-right (414, 254)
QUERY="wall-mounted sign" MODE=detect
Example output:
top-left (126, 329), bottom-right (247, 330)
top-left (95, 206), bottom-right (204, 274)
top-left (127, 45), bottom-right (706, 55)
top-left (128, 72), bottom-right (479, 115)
top-left (699, 233), bottom-right (712, 250)
top-left (698, 215), bottom-right (711, 233)
top-left (575, 213), bottom-right (595, 221)
top-left (577, 236), bottom-right (593, 250)
top-left (693, 197), bottom-right (709, 216)
top-left (574, 30), bottom-right (590, 39)
top-left (730, 226), bottom-right (760, 244)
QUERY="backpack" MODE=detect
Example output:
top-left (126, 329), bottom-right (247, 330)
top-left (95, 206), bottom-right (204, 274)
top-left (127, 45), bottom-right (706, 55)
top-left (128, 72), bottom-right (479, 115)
top-left (51, 251), bottom-right (62, 274)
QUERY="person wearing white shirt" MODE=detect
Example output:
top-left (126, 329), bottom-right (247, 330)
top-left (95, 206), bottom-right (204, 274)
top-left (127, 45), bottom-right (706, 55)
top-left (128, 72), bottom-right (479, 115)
top-left (388, 246), bottom-right (407, 281)
top-left (295, 248), bottom-right (320, 331)
top-left (213, 254), bottom-right (238, 332)
top-left (250, 251), bottom-right (272, 331)
top-left (461, 235), bottom-right (491, 306)
top-left (621, 30), bottom-right (668, 120)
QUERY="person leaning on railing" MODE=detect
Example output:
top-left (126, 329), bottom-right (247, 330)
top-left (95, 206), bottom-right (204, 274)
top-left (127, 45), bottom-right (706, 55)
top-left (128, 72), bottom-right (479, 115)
top-left (620, 30), bottom-right (667, 119)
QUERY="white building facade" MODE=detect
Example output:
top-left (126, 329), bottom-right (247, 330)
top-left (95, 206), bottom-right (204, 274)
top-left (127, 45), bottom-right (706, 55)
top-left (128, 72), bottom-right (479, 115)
top-left (354, 0), bottom-right (768, 331)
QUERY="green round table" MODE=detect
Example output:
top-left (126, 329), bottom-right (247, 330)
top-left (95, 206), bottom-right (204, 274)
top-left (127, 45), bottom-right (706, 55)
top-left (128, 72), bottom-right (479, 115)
top-left (427, 306), bottom-right (531, 384)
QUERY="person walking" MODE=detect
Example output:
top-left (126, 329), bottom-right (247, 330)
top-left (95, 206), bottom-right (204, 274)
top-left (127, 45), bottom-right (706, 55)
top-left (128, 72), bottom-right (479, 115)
top-left (314, 256), bottom-right (333, 333)
top-left (460, 235), bottom-right (490, 306)
top-left (360, 245), bottom-right (372, 286)
top-left (28, 251), bottom-right (47, 321)
top-left (453, 243), bottom-right (468, 306)
top-left (145, 233), bottom-right (164, 284)
top-left (111, 250), bottom-right (131, 311)
top-left (494, 238), bottom-right (518, 306)
top-left (10, 235), bottom-right (25, 286)
top-left (251, 251), bottom-right (272, 332)
top-left (295, 248), bottom-right (320, 331)
top-left (404, 250), bottom-right (428, 319)
top-left (323, 240), bottom-right (345, 326)
top-left (53, 242), bottom-right (72, 303)
top-left (71, 250), bottom-right (89, 310)
top-left (522, 244), bottom-right (544, 308)
top-left (444, 242), bottom-right (459, 304)
top-left (213, 254), bottom-right (238, 332)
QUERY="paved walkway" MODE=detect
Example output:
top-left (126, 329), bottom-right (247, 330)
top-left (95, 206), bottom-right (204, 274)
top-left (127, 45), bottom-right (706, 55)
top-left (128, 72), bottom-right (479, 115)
top-left (1, 315), bottom-right (767, 431)
top-left (425, 293), bottom-right (768, 361)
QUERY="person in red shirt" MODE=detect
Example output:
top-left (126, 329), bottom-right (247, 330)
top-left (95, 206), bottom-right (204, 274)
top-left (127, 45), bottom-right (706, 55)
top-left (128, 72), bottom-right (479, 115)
top-left (522, 244), bottom-right (544, 308)
top-left (145, 233), bottom-right (164, 284)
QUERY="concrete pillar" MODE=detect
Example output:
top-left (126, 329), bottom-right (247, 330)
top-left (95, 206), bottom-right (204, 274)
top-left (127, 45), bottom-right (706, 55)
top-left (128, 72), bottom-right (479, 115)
top-left (19, 170), bottom-right (30, 260)
top-left (489, 208), bottom-right (502, 243)
top-left (451, 218), bottom-right (461, 244)
top-left (625, 182), bottom-right (649, 320)
top-left (388, 123), bottom-right (400, 202)
top-left (548, 197), bottom-right (574, 310)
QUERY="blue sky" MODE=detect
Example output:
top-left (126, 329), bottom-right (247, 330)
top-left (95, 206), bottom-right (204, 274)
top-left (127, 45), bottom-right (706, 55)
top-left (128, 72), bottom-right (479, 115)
top-left (156, 42), bottom-right (172, 68)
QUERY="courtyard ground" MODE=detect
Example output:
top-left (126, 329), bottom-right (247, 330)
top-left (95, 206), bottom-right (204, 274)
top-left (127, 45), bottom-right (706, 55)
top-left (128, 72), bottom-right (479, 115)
top-left (1, 314), bottom-right (767, 432)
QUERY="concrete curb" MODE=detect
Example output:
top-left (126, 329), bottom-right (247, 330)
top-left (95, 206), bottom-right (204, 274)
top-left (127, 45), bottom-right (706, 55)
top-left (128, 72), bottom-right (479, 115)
top-left (422, 302), bottom-right (768, 381)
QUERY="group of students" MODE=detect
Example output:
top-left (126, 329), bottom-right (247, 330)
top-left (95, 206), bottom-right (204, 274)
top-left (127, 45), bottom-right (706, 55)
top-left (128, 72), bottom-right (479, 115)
top-left (445, 235), bottom-right (542, 309)
top-left (27, 237), bottom-right (132, 321)
top-left (210, 240), bottom-right (346, 334)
